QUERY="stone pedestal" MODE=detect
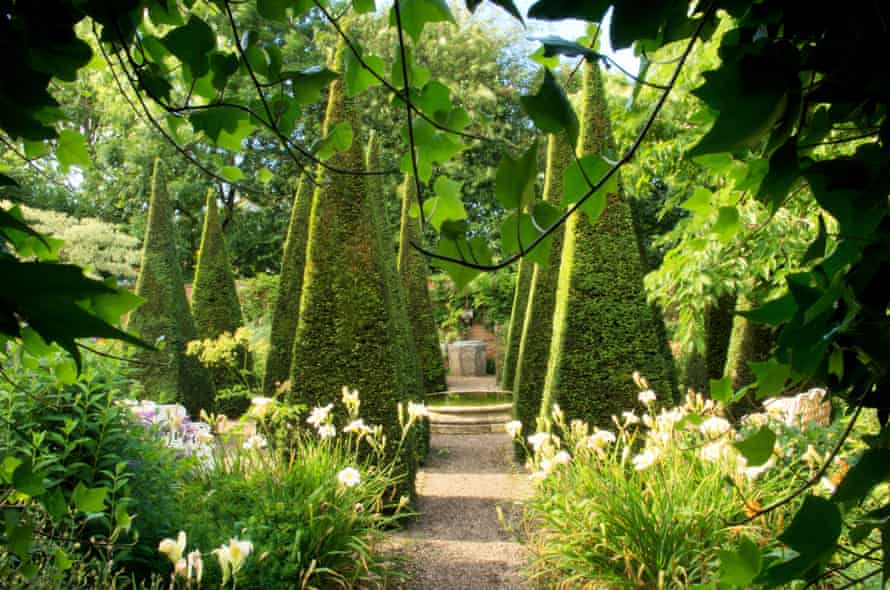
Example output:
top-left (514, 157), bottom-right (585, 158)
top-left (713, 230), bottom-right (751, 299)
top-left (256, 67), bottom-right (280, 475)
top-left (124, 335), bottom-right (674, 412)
top-left (447, 340), bottom-right (487, 377)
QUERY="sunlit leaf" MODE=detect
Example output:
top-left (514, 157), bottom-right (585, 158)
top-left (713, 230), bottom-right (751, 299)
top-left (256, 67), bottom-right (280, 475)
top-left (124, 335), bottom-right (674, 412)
top-left (562, 154), bottom-right (616, 225)
top-left (495, 139), bottom-right (538, 210)
top-left (56, 130), bottom-right (91, 172)
top-left (520, 69), bottom-right (578, 145)
top-left (732, 426), bottom-right (776, 467)
top-left (389, 0), bottom-right (455, 43)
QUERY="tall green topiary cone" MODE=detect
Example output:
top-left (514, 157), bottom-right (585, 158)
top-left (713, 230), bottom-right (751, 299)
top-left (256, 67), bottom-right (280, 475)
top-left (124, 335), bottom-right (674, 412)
top-left (289, 44), bottom-right (415, 493)
top-left (397, 175), bottom-right (447, 395)
top-left (724, 294), bottom-right (776, 391)
top-left (500, 259), bottom-right (532, 390)
top-left (540, 60), bottom-right (675, 427)
top-left (129, 159), bottom-right (214, 416)
top-left (191, 191), bottom-right (250, 389)
top-left (263, 171), bottom-right (315, 394)
top-left (367, 137), bottom-right (428, 459)
top-left (512, 132), bottom-right (573, 459)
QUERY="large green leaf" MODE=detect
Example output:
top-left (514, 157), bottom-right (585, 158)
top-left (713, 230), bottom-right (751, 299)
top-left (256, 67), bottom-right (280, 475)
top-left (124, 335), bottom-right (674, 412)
top-left (733, 426), bottom-right (776, 467)
top-left (533, 36), bottom-right (598, 60)
top-left (344, 46), bottom-right (385, 98)
top-left (712, 206), bottom-right (740, 242)
top-left (779, 495), bottom-right (842, 557)
top-left (719, 536), bottom-right (762, 587)
top-left (749, 359), bottom-right (792, 399)
top-left (832, 449), bottom-right (890, 504)
top-left (313, 122), bottom-right (353, 161)
top-left (499, 203), bottom-right (559, 266)
top-left (495, 140), bottom-right (538, 210)
top-left (389, 0), bottom-right (455, 43)
top-left (56, 130), bottom-right (91, 172)
top-left (71, 482), bottom-right (107, 513)
top-left (161, 15), bottom-right (215, 77)
top-left (520, 69), bottom-right (579, 146)
top-left (189, 107), bottom-right (253, 150)
top-left (392, 46), bottom-right (431, 89)
top-left (282, 67), bottom-right (339, 105)
top-left (420, 176), bottom-right (466, 230)
top-left (562, 154), bottom-right (616, 225)
top-left (434, 226), bottom-right (492, 291)
top-left (527, 0), bottom-right (609, 22)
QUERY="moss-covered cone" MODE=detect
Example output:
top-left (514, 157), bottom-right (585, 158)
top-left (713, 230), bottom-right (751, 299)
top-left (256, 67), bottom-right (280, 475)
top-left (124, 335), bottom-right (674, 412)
top-left (367, 139), bottom-right (428, 459)
top-left (540, 61), bottom-right (675, 427)
top-left (397, 176), bottom-right (447, 395)
top-left (289, 48), bottom-right (415, 492)
top-left (128, 160), bottom-right (214, 415)
top-left (263, 172), bottom-right (314, 394)
top-left (512, 133), bottom-right (573, 458)
top-left (191, 191), bottom-right (250, 388)
top-left (724, 295), bottom-right (776, 391)
top-left (500, 259), bottom-right (532, 390)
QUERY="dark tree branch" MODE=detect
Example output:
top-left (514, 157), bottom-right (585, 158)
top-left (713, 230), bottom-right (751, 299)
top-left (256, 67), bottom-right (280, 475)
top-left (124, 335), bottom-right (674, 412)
top-left (412, 4), bottom-right (717, 271)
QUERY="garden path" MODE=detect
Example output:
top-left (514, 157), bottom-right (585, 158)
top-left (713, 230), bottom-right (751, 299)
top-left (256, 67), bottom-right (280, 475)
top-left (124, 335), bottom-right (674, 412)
top-left (394, 431), bottom-right (532, 590)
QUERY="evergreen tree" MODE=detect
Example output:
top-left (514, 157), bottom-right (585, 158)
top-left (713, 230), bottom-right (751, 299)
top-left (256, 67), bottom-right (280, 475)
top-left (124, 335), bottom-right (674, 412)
top-left (263, 171), bottom-right (314, 394)
top-left (128, 160), bottom-right (214, 415)
top-left (500, 259), bottom-right (532, 390)
top-left (191, 191), bottom-right (249, 388)
top-left (289, 44), bottom-right (415, 491)
top-left (397, 175), bottom-right (447, 395)
top-left (540, 61), bottom-right (675, 427)
top-left (512, 132), bottom-right (573, 458)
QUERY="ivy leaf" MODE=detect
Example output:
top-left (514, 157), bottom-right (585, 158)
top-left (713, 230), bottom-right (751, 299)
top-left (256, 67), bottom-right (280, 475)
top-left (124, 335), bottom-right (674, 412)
top-left (521, 69), bottom-right (579, 146)
top-left (161, 15), bottom-right (215, 78)
top-left (719, 536), bottom-right (762, 587)
top-left (189, 107), bottom-right (253, 150)
top-left (411, 81), bottom-right (452, 115)
top-left (709, 376), bottom-right (733, 404)
top-left (389, 0), bottom-right (455, 43)
top-left (220, 166), bottom-right (244, 182)
top-left (434, 229), bottom-right (491, 291)
top-left (422, 176), bottom-right (466, 230)
top-left (72, 482), bottom-right (107, 513)
top-left (741, 293), bottom-right (798, 326)
top-left (527, 0), bottom-right (609, 22)
top-left (466, 0), bottom-right (524, 23)
top-left (495, 139), bottom-right (538, 210)
top-left (533, 36), bottom-right (598, 60)
top-left (282, 67), bottom-right (339, 105)
top-left (392, 46), bottom-right (431, 89)
top-left (344, 46), bottom-right (385, 98)
top-left (832, 449), bottom-right (890, 504)
top-left (779, 495), bottom-right (842, 558)
top-left (313, 122), bottom-right (353, 161)
top-left (681, 187), bottom-right (712, 217)
top-left (499, 204), bottom-right (559, 266)
top-left (56, 130), bottom-right (91, 172)
top-left (756, 141), bottom-right (799, 212)
top-left (530, 46), bottom-right (560, 69)
top-left (732, 426), bottom-right (776, 467)
top-left (749, 359), bottom-right (792, 399)
top-left (712, 206), bottom-right (740, 242)
top-left (562, 154), bottom-right (616, 225)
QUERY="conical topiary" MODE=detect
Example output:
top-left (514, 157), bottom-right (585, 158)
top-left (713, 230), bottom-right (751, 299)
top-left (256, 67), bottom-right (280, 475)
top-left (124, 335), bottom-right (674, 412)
top-left (397, 175), bottom-right (447, 395)
top-left (540, 60), bottom-right (675, 427)
top-left (128, 159), bottom-right (214, 415)
top-left (512, 132), bottom-right (573, 458)
top-left (500, 259), bottom-right (532, 390)
top-left (289, 43), bottom-right (415, 491)
top-left (263, 170), bottom-right (314, 394)
top-left (706, 293), bottom-right (736, 381)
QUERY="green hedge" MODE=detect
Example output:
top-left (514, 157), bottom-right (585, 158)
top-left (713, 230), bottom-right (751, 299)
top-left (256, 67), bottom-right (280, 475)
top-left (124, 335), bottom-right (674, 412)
top-left (191, 191), bottom-right (250, 388)
top-left (500, 258), bottom-right (532, 390)
top-left (706, 293), bottom-right (736, 381)
top-left (397, 176), bottom-right (447, 396)
top-left (128, 159), bottom-right (214, 415)
top-left (263, 172), bottom-right (314, 394)
top-left (289, 47), bottom-right (415, 494)
top-left (540, 61), bottom-right (675, 427)
top-left (513, 133), bottom-right (573, 458)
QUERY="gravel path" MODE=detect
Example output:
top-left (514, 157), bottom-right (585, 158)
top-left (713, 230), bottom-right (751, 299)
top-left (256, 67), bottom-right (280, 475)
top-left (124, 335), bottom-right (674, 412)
top-left (393, 433), bottom-right (532, 590)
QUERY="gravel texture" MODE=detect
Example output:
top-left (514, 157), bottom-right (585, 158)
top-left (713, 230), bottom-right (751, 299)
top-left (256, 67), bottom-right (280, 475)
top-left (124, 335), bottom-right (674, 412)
top-left (392, 433), bottom-right (532, 590)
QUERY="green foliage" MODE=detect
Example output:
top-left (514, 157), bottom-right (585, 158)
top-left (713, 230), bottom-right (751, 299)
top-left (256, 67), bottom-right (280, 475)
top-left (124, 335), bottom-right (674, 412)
top-left (499, 258), bottom-right (531, 391)
top-left (0, 346), bottom-right (183, 585)
top-left (398, 176), bottom-right (447, 395)
top-left (192, 191), bottom-right (250, 390)
top-left (263, 174), bottom-right (314, 394)
top-left (512, 133), bottom-right (573, 459)
top-left (541, 61), bottom-right (675, 426)
top-left (725, 295), bottom-right (777, 395)
top-left (128, 160), bottom-right (214, 416)
top-left (289, 51), bottom-right (416, 492)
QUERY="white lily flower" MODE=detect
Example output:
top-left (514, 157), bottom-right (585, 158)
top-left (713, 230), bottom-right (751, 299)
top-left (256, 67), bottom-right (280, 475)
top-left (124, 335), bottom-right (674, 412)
top-left (337, 467), bottom-right (361, 487)
top-left (638, 389), bottom-right (657, 405)
top-left (158, 530), bottom-right (187, 565)
top-left (505, 420), bottom-right (522, 438)
top-left (307, 404), bottom-right (333, 427)
top-left (632, 448), bottom-right (661, 471)
top-left (554, 450), bottom-right (571, 465)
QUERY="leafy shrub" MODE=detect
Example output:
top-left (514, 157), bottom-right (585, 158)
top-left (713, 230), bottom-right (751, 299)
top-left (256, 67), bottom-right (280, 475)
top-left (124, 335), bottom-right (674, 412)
top-left (518, 382), bottom-right (861, 589)
top-left (0, 346), bottom-right (183, 586)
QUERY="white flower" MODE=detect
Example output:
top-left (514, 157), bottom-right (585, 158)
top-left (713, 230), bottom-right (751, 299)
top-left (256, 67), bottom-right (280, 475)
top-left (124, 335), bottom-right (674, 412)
top-left (540, 459), bottom-right (554, 473)
top-left (632, 371), bottom-right (649, 389)
top-left (213, 545), bottom-right (231, 585)
top-left (214, 538), bottom-right (252, 584)
top-left (820, 476), bottom-right (837, 494)
top-left (187, 550), bottom-right (203, 584)
top-left (527, 432), bottom-right (550, 452)
top-left (622, 411), bottom-right (640, 426)
top-left (632, 448), bottom-right (661, 471)
top-left (738, 457), bottom-right (775, 480)
top-left (529, 470), bottom-right (548, 482)
top-left (656, 407), bottom-right (687, 431)
top-left (307, 404), bottom-right (333, 427)
top-left (699, 441), bottom-right (730, 463)
top-left (341, 386), bottom-right (360, 406)
top-left (699, 416), bottom-right (731, 439)
top-left (343, 419), bottom-right (369, 435)
top-left (407, 402), bottom-right (429, 419)
top-left (249, 396), bottom-right (276, 420)
top-left (638, 389), bottom-right (657, 405)
top-left (586, 429), bottom-right (616, 449)
top-left (158, 530), bottom-right (187, 565)
top-left (174, 558), bottom-right (188, 578)
top-left (505, 420), bottom-right (522, 438)
top-left (242, 434), bottom-right (268, 450)
top-left (337, 467), bottom-right (361, 488)
top-left (554, 450), bottom-right (571, 465)
top-left (317, 424), bottom-right (336, 439)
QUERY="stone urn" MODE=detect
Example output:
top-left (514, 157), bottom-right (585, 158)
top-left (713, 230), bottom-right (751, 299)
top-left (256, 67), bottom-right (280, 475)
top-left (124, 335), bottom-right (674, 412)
top-left (447, 340), bottom-right (487, 377)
